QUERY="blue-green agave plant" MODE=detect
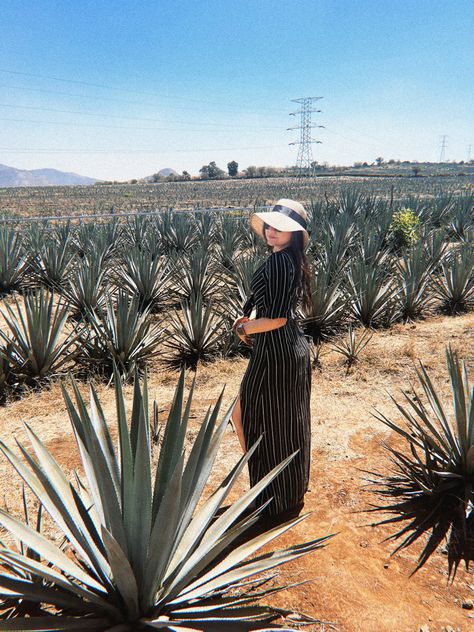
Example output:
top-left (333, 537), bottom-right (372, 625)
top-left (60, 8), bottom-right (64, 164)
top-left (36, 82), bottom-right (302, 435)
top-left (0, 367), bottom-right (331, 630)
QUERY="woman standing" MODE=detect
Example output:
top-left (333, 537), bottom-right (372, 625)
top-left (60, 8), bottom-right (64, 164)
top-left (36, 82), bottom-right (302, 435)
top-left (232, 199), bottom-right (312, 523)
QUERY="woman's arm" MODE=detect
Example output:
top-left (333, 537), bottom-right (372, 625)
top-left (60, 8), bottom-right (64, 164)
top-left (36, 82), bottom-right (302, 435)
top-left (240, 316), bottom-right (287, 335)
top-left (233, 316), bottom-right (286, 345)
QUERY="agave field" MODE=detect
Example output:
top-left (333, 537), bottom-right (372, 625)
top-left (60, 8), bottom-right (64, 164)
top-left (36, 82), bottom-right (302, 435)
top-left (0, 186), bottom-right (472, 399)
top-left (0, 182), bottom-right (473, 630)
top-left (0, 173), bottom-right (473, 218)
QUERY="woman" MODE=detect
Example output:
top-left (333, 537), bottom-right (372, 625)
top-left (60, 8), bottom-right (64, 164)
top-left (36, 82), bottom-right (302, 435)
top-left (231, 198), bottom-right (312, 523)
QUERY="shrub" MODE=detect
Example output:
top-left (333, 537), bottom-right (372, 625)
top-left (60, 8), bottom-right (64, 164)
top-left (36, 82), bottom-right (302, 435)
top-left (389, 208), bottom-right (421, 251)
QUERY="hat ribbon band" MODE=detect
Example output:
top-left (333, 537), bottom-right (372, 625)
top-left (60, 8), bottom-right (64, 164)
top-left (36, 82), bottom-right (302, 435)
top-left (272, 204), bottom-right (307, 229)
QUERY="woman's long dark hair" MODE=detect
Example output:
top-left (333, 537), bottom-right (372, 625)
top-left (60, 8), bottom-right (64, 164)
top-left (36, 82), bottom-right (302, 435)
top-left (287, 232), bottom-right (312, 314)
top-left (265, 231), bottom-right (312, 314)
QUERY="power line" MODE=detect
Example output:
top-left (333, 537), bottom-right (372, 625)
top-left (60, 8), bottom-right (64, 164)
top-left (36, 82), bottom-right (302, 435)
top-left (1, 82), bottom-right (283, 117)
top-left (0, 115), bottom-right (281, 133)
top-left (0, 68), bottom-right (286, 114)
top-left (0, 144), bottom-right (283, 154)
top-left (0, 103), bottom-right (281, 130)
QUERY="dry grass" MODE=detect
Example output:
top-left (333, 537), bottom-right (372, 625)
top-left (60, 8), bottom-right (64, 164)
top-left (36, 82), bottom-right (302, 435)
top-left (0, 311), bottom-right (473, 630)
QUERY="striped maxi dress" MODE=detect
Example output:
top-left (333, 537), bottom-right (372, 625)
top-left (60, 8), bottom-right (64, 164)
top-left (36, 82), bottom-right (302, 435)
top-left (240, 247), bottom-right (311, 518)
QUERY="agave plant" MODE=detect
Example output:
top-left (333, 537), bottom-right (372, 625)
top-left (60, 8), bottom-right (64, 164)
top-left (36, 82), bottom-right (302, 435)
top-left (116, 248), bottom-right (171, 313)
top-left (215, 215), bottom-right (243, 270)
top-left (75, 220), bottom-right (120, 262)
top-left (301, 261), bottom-right (346, 342)
top-left (0, 289), bottom-right (80, 383)
top-left (419, 193), bottom-right (455, 229)
top-left (81, 290), bottom-right (163, 379)
top-left (193, 211), bottom-right (216, 252)
top-left (395, 242), bottom-right (439, 321)
top-left (231, 253), bottom-right (266, 304)
top-left (0, 367), bottom-right (331, 630)
top-left (0, 226), bottom-right (27, 296)
top-left (33, 235), bottom-right (75, 291)
top-left (63, 254), bottom-right (109, 320)
top-left (331, 325), bottom-right (373, 371)
top-left (449, 194), bottom-right (473, 243)
top-left (169, 249), bottom-right (222, 305)
top-left (0, 342), bottom-right (15, 403)
top-left (435, 246), bottom-right (474, 314)
top-left (318, 213), bottom-right (356, 281)
top-left (347, 258), bottom-right (400, 328)
top-left (367, 347), bottom-right (474, 577)
top-left (163, 293), bottom-right (227, 368)
top-left (157, 210), bottom-right (196, 255)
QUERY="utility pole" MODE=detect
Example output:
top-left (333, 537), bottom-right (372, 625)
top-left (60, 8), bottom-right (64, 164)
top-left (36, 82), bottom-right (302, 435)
top-left (468, 144), bottom-right (472, 162)
top-left (288, 97), bottom-right (324, 177)
top-left (439, 135), bottom-right (448, 163)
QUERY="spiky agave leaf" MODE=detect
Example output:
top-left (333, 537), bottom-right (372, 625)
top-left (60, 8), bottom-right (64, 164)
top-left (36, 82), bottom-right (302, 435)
top-left (0, 289), bottom-right (81, 383)
top-left (0, 367), bottom-right (331, 630)
top-left (366, 346), bottom-right (474, 577)
top-left (0, 494), bottom-right (48, 620)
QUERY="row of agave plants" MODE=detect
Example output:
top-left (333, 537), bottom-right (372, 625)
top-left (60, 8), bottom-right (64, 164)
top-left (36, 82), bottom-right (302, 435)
top-left (0, 191), bottom-right (473, 400)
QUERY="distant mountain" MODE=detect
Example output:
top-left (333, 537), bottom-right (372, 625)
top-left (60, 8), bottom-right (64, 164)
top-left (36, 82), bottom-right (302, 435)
top-left (0, 163), bottom-right (98, 187)
top-left (144, 168), bottom-right (179, 180)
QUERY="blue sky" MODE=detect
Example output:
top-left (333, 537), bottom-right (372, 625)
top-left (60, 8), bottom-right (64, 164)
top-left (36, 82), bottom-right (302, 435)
top-left (1, 0), bottom-right (473, 180)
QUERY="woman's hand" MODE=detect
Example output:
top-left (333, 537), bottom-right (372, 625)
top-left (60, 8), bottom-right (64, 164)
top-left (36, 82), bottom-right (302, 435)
top-left (232, 317), bottom-right (253, 347)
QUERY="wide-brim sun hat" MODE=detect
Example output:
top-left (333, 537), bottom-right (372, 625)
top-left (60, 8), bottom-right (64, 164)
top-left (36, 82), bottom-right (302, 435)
top-left (250, 198), bottom-right (309, 248)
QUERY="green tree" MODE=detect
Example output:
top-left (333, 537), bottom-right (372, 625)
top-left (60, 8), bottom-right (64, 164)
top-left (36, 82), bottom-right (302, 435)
top-left (245, 165), bottom-right (257, 178)
top-left (208, 161), bottom-right (224, 179)
top-left (227, 160), bottom-right (238, 177)
top-left (200, 162), bottom-right (224, 179)
top-left (199, 164), bottom-right (209, 179)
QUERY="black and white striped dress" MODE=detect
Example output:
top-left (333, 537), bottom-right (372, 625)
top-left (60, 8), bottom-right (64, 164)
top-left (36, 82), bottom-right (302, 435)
top-left (240, 247), bottom-right (311, 517)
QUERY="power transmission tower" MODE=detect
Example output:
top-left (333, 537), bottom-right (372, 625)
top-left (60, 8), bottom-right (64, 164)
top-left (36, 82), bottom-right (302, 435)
top-left (288, 97), bottom-right (324, 177)
top-left (439, 135), bottom-right (448, 163)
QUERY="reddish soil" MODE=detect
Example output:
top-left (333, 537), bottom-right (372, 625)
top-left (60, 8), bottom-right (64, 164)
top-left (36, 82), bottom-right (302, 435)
top-left (0, 311), bottom-right (473, 631)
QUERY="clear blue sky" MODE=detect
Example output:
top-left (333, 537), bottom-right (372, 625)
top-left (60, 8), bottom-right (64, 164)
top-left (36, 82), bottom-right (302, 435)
top-left (1, 0), bottom-right (473, 180)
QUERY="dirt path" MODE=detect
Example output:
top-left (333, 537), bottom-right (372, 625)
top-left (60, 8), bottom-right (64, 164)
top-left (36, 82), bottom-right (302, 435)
top-left (0, 312), bottom-right (473, 631)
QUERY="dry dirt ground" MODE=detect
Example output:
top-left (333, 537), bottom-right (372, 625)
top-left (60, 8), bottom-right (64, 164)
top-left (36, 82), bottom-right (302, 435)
top-left (0, 311), bottom-right (473, 631)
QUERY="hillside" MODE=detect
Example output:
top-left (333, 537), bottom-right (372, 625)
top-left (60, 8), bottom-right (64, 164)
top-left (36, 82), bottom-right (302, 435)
top-left (0, 163), bottom-right (97, 187)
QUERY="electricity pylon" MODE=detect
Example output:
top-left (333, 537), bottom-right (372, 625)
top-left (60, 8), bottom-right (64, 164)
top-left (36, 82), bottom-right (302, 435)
top-left (288, 97), bottom-right (324, 177)
top-left (439, 135), bottom-right (448, 163)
